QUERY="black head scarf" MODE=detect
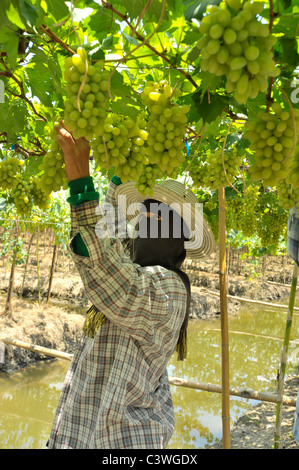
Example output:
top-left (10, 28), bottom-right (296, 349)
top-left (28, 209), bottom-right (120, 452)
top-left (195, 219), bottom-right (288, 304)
top-left (131, 199), bottom-right (191, 361)
top-left (84, 199), bottom-right (191, 361)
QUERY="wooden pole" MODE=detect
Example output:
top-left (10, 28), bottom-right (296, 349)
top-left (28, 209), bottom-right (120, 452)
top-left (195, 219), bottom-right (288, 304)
top-left (47, 244), bottom-right (58, 304)
top-left (274, 263), bottom-right (298, 448)
top-left (192, 286), bottom-right (299, 311)
top-left (4, 220), bottom-right (20, 316)
top-left (2, 338), bottom-right (296, 407)
top-left (36, 226), bottom-right (41, 304)
top-left (218, 186), bottom-right (231, 449)
top-left (2, 337), bottom-right (73, 361)
top-left (19, 230), bottom-right (35, 296)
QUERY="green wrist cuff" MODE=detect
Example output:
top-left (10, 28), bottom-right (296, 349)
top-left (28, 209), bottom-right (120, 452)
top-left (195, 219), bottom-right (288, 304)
top-left (111, 175), bottom-right (122, 186)
top-left (67, 177), bottom-right (99, 205)
top-left (68, 176), bottom-right (95, 195)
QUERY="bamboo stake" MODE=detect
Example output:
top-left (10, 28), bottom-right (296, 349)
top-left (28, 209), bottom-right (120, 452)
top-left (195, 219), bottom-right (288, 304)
top-left (2, 337), bottom-right (73, 361)
top-left (191, 287), bottom-right (299, 311)
top-left (2, 338), bottom-right (296, 407)
top-left (47, 244), bottom-right (58, 304)
top-left (36, 227), bottom-right (41, 304)
top-left (218, 186), bottom-right (231, 449)
top-left (19, 230), bottom-right (35, 296)
top-left (266, 279), bottom-right (299, 289)
top-left (274, 263), bottom-right (298, 449)
top-left (209, 328), bottom-right (299, 344)
top-left (4, 220), bottom-right (20, 316)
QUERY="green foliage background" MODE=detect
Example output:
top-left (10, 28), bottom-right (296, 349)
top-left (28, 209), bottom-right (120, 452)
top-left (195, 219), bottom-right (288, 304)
top-left (0, 0), bottom-right (298, 256)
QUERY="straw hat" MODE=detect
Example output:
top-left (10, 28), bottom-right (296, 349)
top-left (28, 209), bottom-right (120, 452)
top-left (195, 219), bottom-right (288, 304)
top-left (115, 180), bottom-right (216, 259)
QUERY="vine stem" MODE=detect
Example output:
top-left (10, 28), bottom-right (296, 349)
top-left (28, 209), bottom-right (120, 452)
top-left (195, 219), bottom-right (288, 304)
top-left (265, 0), bottom-right (279, 111)
top-left (105, 0), bottom-right (167, 101)
top-left (40, 24), bottom-right (75, 55)
top-left (183, 125), bottom-right (205, 175)
top-left (130, 0), bottom-right (153, 38)
top-left (102, 135), bottom-right (109, 164)
top-left (0, 59), bottom-right (47, 122)
top-left (102, 1), bottom-right (198, 89)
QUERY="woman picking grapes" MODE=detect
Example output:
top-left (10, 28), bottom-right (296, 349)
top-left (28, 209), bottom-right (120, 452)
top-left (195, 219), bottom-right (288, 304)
top-left (46, 124), bottom-right (215, 449)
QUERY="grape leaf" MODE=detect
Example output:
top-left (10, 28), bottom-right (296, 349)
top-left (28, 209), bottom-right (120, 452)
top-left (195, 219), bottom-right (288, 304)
top-left (88, 7), bottom-right (114, 32)
top-left (272, 13), bottom-right (299, 37)
top-left (46, 0), bottom-right (69, 21)
top-left (189, 89), bottom-right (229, 123)
top-left (5, 1), bottom-right (26, 30)
top-left (184, 0), bottom-right (221, 21)
top-left (19, 0), bottom-right (45, 30)
top-left (0, 99), bottom-right (27, 141)
top-left (0, 29), bottom-right (19, 68)
top-left (277, 37), bottom-right (299, 68)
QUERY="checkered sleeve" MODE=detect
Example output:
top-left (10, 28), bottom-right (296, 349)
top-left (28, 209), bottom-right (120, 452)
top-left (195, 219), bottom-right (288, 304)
top-left (68, 192), bottom-right (184, 343)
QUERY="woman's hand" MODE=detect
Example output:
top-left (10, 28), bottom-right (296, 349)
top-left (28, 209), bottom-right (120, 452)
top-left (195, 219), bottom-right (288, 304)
top-left (55, 122), bottom-right (90, 182)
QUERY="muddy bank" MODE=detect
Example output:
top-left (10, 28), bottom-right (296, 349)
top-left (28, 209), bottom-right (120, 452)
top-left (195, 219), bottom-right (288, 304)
top-left (211, 374), bottom-right (299, 449)
top-left (0, 297), bottom-right (85, 373)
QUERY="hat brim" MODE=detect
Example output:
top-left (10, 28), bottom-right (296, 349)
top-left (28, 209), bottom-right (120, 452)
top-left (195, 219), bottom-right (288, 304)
top-left (115, 181), bottom-right (216, 259)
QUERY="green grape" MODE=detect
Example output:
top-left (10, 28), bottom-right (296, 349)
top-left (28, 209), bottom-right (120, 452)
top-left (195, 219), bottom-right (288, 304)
top-left (223, 28), bottom-right (237, 45)
top-left (226, 0), bottom-right (242, 11)
top-left (63, 47), bottom-right (110, 140)
top-left (0, 157), bottom-right (24, 190)
top-left (244, 45), bottom-right (259, 61)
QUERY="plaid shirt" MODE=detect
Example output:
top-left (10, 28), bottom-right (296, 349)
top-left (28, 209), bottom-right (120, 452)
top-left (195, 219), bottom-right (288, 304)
top-left (287, 204), bottom-right (299, 267)
top-left (47, 182), bottom-right (187, 449)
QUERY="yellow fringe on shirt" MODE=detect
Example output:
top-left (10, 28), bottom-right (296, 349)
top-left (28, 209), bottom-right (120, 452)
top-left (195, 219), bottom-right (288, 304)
top-left (83, 305), bottom-right (106, 338)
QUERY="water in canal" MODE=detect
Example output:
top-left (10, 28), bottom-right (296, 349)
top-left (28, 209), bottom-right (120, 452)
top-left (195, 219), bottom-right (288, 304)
top-left (0, 299), bottom-right (298, 449)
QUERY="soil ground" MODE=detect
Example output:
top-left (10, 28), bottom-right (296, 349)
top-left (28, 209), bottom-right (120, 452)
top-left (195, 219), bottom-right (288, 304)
top-left (0, 246), bottom-right (298, 449)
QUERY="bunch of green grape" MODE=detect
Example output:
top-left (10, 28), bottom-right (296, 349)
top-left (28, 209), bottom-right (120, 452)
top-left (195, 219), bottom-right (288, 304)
top-left (38, 130), bottom-right (67, 195)
top-left (10, 176), bottom-right (34, 216)
top-left (135, 164), bottom-right (163, 197)
top-left (188, 161), bottom-right (209, 188)
top-left (276, 178), bottom-right (299, 211)
top-left (257, 210), bottom-right (288, 247)
top-left (196, 0), bottom-right (279, 104)
top-left (226, 195), bottom-right (243, 231)
top-left (202, 148), bottom-right (242, 190)
top-left (31, 176), bottom-right (51, 211)
top-left (286, 145), bottom-right (299, 188)
top-left (226, 184), bottom-right (259, 236)
top-left (91, 114), bottom-right (149, 183)
top-left (245, 103), bottom-right (299, 187)
top-left (63, 47), bottom-right (110, 140)
top-left (238, 185), bottom-right (259, 236)
top-left (0, 157), bottom-right (24, 190)
top-left (141, 80), bottom-right (189, 178)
